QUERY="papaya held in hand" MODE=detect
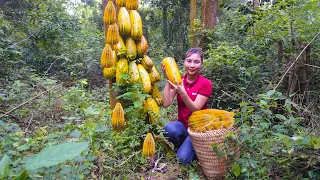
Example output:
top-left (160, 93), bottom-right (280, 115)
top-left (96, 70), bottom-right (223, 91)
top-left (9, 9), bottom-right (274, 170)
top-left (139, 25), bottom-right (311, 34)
top-left (161, 57), bottom-right (182, 85)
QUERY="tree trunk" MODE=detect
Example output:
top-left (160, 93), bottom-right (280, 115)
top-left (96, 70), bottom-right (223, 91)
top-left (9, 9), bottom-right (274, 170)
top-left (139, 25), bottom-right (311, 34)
top-left (200, 0), bottom-right (218, 30)
top-left (189, 0), bottom-right (197, 47)
top-left (253, 0), bottom-right (259, 9)
top-left (277, 40), bottom-right (283, 68)
top-left (0, 0), bottom-right (4, 9)
top-left (200, 0), bottom-right (218, 50)
top-left (287, 42), bottom-right (311, 100)
top-left (162, 6), bottom-right (168, 44)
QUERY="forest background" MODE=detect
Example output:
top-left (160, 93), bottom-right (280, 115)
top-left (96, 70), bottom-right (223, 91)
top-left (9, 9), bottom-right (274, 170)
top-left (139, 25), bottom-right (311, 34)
top-left (0, 0), bottom-right (319, 179)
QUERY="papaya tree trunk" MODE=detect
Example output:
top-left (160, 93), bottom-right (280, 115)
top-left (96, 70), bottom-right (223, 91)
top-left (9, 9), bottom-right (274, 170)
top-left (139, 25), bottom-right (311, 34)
top-left (189, 0), bottom-right (197, 47)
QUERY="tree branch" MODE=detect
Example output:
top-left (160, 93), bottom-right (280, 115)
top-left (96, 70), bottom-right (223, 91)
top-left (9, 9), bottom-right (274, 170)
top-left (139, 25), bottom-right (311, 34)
top-left (0, 84), bottom-right (62, 119)
top-left (274, 32), bottom-right (320, 90)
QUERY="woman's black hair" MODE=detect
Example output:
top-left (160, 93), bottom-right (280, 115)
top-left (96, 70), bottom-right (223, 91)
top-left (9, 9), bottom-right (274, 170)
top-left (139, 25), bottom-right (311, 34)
top-left (185, 48), bottom-right (203, 63)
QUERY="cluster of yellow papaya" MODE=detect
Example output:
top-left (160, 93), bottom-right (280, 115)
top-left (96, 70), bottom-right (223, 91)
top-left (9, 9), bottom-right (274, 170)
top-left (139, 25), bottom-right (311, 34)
top-left (188, 109), bottom-right (235, 132)
top-left (101, 1), bottom-right (163, 158)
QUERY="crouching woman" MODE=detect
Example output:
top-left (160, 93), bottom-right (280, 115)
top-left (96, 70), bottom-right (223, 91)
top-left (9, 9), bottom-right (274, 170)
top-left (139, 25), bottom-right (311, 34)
top-left (161, 48), bottom-right (212, 164)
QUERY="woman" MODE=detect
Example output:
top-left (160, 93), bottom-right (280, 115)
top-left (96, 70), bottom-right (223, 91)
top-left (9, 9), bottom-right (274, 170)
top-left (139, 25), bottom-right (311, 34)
top-left (161, 48), bottom-right (212, 164)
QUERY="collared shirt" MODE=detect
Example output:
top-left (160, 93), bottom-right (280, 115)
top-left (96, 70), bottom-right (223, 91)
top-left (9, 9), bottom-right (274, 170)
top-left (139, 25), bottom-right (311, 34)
top-left (177, 74), bottom-right (212, 127)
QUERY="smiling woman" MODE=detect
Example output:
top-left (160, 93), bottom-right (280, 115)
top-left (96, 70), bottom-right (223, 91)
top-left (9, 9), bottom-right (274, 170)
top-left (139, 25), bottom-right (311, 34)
top-left (161, 48), bottom-right (213, 164)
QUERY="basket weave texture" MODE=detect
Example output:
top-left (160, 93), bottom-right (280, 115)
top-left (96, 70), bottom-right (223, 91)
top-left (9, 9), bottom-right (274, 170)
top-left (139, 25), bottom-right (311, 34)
top-left (188, 127), bottom-right (240, 180)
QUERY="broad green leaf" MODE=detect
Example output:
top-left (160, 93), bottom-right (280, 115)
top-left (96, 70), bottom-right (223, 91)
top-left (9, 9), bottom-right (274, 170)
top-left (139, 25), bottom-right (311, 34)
top-left (283, 137), bottom-right (291, 148)
top-left (83, 107), bottom-right (100, 116)
top-left (26, 142), bottom-right (89, 171)
top-left (13, 169), bottom-right (30, 180)
top-left (266, 90), bottom-right (275, 96)
top-left (188, 172), bottom-right (200, 179)
top-left (232, 163), bottom-right (241, 177)
top-left (275, 114), bottom-right (287, 121)
top-left (249, 159), bottom-right (258, 169)
top-left (313, 138), bottom-right (320, 149)
top-left (259, 100), bottom-right (267, 106)
top-left (70, 130), bottom-right (82, 138)
top-left (211, 143), bottom-right (218, 152)
top-left (94, 125), bottom-right (107, 132)
top-left (0, 155), bottom-right (10, 180)
top-left (133, 100), bottom-right (143, 108)
top-left (217, 149), bottom-right (223, 158)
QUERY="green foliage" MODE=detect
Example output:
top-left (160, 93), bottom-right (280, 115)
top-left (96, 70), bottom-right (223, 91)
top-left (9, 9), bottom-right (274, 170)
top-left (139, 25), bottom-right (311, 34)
top-left (1, 0), bottom-right (320, 179)
top-left (140, 0), bottom-right (190, 65)
top-left (1, 0), bottom-right (103, 82)
top-left (26, 142), bottom-right (89, 171)
top-left (224, 90), bottom-right (320, 179)
top-left (204, 42), bottom-right (266, 109)
top-left (0, 155), bottom-right (10, 180)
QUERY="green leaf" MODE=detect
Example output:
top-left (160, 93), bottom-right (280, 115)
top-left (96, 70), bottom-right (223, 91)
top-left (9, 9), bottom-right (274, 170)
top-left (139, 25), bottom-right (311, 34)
top-left (266, 90), bottom-right (275, 96)
top-left (0, 155), bottom-right (10, 180)
top-left (232, 162), bottom-right (241, 177)
top-left (275, 114), bottom-right (287, 121)
top-left (249, 159), bottom-right (258, 169)
top-left (26, 142), bottom-right (89, 171)
top-left (13, 169), bottom-right (30, 180)
top-left (217, 149), bottom-right (223, 158)
top-left (312, 138), bottom-right (320, 149)
top-left (94, 125), bottom-right (107, 132)
top-left (83, 107), bottom-right (100, 116)
top-left (133, 100), bottom-right (143, 108)
top-left (259, 100), bottom-right (267, 106)
top-left (70, 130), bottom-right (82, 138)
top-left (188, 172), bottom-right (200, 179)
top-left (211, 143), bottom-right (218, 152)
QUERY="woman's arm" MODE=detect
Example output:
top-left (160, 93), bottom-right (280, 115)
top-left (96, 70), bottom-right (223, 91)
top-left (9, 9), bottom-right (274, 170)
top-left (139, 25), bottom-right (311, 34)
top-left (167, 80), bottom-right (210, 112)
top-left (162, 81), bottom-right (176, 107)
top-left (179, 93), bottom-right (209, 112)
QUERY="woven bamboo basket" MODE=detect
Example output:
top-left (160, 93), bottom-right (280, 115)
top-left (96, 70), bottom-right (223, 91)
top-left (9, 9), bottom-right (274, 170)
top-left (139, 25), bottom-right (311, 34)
top-left (188, 127), bottom-right (240, 180)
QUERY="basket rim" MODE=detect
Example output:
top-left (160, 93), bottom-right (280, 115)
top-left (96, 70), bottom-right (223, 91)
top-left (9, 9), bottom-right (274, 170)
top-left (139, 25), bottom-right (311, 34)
top-left (188, 126), bottom-right (237, 136)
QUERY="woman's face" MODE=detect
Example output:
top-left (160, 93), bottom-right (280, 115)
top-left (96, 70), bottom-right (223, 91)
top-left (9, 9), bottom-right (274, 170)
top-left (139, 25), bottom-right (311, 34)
top-left (184, 53), bottom-right (202, 76)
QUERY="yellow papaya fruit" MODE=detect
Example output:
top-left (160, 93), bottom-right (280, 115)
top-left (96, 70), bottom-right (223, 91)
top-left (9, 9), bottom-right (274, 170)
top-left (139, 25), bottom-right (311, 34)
top-left (142, 133), bottom-right (155, 157)
top-left (129, 10), bottom-right (143, 40)
top-left (116, 58), bottom-right (129, 84)
top-left (106, 23), bottom-right (119, 45)
top-left (118, 7), bottom-right (131, 36)
top-left (100, 44), bottom-right (113, 68)
top-left (162, 57), bottom-right (182, 85)
top-left (141, 55), bottom-right (154, 71)
top-left (112, 102), bottom-right (125, 131)
top-left (126, 0), bottom-right (139, 10)
top-left (136, 35), bottom-right (148, 57)
top-left (126, 37), bottom-right (137, 61)
top-left (128, 61), bottom-right (140, 84)
top-left (103, 1), bottom-right (116, 25)
top-left (137, 64), bottom-right (151, 94)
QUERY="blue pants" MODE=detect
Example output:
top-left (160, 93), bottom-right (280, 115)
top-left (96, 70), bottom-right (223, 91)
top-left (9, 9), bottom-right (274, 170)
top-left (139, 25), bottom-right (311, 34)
top-left (164, 120), bottom-right (196, 164)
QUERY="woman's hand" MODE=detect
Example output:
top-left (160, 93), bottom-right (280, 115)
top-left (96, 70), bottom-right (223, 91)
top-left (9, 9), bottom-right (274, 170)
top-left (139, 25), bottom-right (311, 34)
top-left (167, 79), bottom-right (187, 97)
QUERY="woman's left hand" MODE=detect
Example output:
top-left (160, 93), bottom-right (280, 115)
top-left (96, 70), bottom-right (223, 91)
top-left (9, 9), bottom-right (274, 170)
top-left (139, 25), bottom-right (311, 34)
top-left (167, 79), bottom-right (187, 97)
